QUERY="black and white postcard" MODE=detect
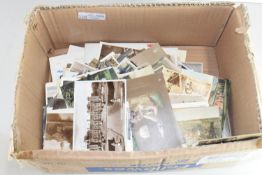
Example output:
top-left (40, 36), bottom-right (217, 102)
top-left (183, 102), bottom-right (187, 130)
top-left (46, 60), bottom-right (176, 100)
top-left (74, 80), bottom-right (127, 151)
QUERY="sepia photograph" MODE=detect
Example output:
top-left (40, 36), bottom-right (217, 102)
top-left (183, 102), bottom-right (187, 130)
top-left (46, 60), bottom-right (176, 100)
top-left (44, 121), bottom-right (73, 150)
top-left (74, 80), bottom-right (126, 151)
top-left (88, 58), bottom-right (99, 69)
top-left (130, 43), bottom-right (167, 67)
top-left (152, 57), bottom-right (179, 72)
top-left (99, 52), bottom-right (120, 69)
top-left (43, 112), bottom-right (73, 150)
top-left (162, 67), bottom-right (217, 102)
top-left (97, 42), bottom-right (142, 62)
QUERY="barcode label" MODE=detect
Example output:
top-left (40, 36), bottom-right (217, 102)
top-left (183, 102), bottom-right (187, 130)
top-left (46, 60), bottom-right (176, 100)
top-left (78, 12), bottom-right (106, 21)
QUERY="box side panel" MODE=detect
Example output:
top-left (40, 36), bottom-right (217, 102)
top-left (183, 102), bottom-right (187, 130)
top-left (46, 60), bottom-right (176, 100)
top-left (39, 6), bottom-right (233, 49)
top-left (28, 9), bottom-right (55, 54)
top-left (215, 7), bottom-right (261, 134)
top-left (12, 29), bottom-right (49, 152)
top-left (15, 139), bottom-right (261, 173)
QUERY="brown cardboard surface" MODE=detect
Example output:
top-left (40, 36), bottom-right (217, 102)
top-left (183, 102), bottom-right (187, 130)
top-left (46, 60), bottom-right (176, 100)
top-left (15, 138), bottom-right (261, 160)
top-left (13, 138), bottom-right (261, 173)
top-left (13, 29), bottom-right (49, 152)
top-left (48, 48), bottom-right (68, 57)
top-left (130, 43), bottom-right (167, 67)
top-left (215, 7), bottom-right (260, 135)
top-left (37, 5), bottom-right (233, 49)
top-left (29, 10), bottom-right (55, 54)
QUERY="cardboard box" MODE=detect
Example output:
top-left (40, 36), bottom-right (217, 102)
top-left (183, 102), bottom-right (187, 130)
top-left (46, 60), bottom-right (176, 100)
top-left (10, 2), bottom-right (262, 173)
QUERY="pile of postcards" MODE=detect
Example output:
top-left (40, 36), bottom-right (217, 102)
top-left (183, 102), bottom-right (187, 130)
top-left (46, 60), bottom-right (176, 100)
top-left (43, 42), bottom-right (231, 151)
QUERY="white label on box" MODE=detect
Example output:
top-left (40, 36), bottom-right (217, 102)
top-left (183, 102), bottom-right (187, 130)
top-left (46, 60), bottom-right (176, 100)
top-left (196, 151), bottom-right (252, 165)
top-left (78, 12), bottom-right (106, 20)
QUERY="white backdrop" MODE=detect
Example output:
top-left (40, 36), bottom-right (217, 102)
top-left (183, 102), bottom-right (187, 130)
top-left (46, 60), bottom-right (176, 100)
top-left (1, 0), bottom-right (262, 174)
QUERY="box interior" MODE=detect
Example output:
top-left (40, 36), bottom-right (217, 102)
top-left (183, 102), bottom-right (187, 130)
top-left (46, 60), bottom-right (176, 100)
top-left (13, 4), bottom-right (261, 152)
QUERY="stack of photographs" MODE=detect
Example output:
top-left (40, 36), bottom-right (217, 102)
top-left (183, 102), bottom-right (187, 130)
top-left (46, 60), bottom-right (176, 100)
top-left (43, 41), bottom-right (231, 151)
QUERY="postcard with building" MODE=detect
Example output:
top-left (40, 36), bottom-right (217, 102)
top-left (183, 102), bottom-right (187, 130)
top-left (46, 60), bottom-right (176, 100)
top-left (74, 80), bottom-right (127, 151)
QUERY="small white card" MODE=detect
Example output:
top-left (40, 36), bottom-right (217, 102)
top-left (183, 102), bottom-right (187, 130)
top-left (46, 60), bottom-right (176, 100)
top-left (78, 12), bottom-right (106, 21)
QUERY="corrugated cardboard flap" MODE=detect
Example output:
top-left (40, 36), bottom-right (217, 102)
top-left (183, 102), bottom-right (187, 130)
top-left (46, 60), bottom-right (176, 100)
top-left (11, 10), bottom-right (50, 154)
top-left (14, 137), bottom-right (262, 160)
top-left (215, 5), bottom-right (262, 134)
top-left (10, 138), bottom-right (262, 173)
top-left (36, 3), bottom-right (234, 48)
